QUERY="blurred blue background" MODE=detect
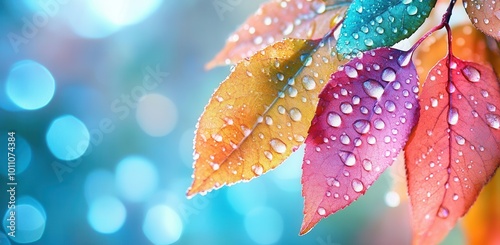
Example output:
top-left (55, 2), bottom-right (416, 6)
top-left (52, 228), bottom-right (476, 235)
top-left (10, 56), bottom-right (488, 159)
top-left (0, 1), bottom-right (466, 244)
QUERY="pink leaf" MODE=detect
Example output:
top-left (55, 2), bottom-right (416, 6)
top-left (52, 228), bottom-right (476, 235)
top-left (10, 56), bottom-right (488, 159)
top-left (301, 48), bottom-right (420, 234)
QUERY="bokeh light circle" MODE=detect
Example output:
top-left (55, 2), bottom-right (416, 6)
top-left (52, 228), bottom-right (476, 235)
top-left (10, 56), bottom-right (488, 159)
top-left (46, 115), bottom-right (90, 161)
top-left (2, 197), bottom-right (46, 244)
top-left (87, 196), bottom-right (127, 234)
top-left (84, 169), bottom-right (116, 204)
top-left (115, 156), bottom-right (159, 202)
top-left (5, 60), bottom-right (55, 110)
top-left (136, 93), bottom-right (178, 137)
top-left (244, 207), bottom-right (284, 245)
top-left (143, 205), bottom-right (183, 245)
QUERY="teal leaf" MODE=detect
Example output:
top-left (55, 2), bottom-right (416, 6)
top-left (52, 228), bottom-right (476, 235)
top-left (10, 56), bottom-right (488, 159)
top-left (337, 0), bottom-right (437, 58)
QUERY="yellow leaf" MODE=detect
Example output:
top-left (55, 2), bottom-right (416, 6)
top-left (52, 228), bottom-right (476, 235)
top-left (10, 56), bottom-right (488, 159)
top-left (188, 35), bottom-right (344, 197)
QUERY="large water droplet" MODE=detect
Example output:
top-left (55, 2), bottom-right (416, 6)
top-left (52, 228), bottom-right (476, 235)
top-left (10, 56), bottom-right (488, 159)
top-left (351, 179), bottom-right (364, 193)
top-left (302, 75), bottom-right (316, 90)
top-left (317, 207), bottom-right (326, 216)
top-left (289, 108), bottom-right (302, 122)
top-left (252, 164), bottom-right (264, 176)
top-left (448, 107), bottom-right (459, 125)
top-left (339, 151), bottom-right (356, 166)
top-left (381, 68), bottom-right (396, 82)
top-left (344, 65), bottom-right (358, 78)
top-left (462, 66), bottom-right (481, 82)
top-left (437, 206), bottom-right (449, 218)
top-left (363, 79), bottom-right (385, 99)
top-left (270, 138), bottom-right (287, 154)
top-left (340, 134), bottom-right (351, 145)
top-left (353, 119), bottom-right (371, 134)
top-left (364, 38), bottom-right (374, 47)
top-left (327, 112), bottom-right (342, 127)
top-left (340, 102), bottom-right (353, 114)
top-left (486, 114), bottom-right (500, 129)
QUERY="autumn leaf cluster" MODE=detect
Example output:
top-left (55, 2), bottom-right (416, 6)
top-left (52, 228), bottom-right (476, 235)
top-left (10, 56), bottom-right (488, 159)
top-left (188, 0), bottom-right (500, 244)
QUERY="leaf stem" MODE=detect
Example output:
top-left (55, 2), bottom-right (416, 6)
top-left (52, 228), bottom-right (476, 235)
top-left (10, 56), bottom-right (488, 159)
top-left (408, 0), bottom-right (457, 53)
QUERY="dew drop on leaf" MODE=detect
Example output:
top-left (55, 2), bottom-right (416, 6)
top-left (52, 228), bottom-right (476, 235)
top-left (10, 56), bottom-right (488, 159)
top-left (351, 179), bottom-right (364, 193)
top-left (270, 138), bottom-right (287, 154)
top-left (327, 112), bottom-right (342, 127)
top-left (462, 66), bottom-right (481, 82)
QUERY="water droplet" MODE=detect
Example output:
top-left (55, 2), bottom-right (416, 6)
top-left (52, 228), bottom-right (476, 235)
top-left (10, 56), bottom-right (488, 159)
top-left (352, 96), bottom-right (361, 105)
top-left (373, 118), bottom-right (386, 130)
top-left (213, 134), bottom-right (223, 142)
top-left (487, 103), bottom-right (497, 112)
top-left (364, 39), bottom-right (374, 47)
top-left (312, 1), bottom-right (326, 14)
top-left (252, 164), bottom-right (264, 176)
top-left (288, 86), bottom-right (298, 97)
top-left (265, 116), bottom-right (273, 125)
top-left (355, 5), bottom-right (363, 13)
top-left (385, 100), bottom-right (396, 112)
top-left (404, 101), bottom-right (413, 109)
top-left (462, 66), bottom-right (481, 82)
top-left (448, 107), bottom-right (459, 125)
top-left (455, 135), bottom-right (466, 145)
top-left (327, 112), bottom-right (342, 127)
top-left (340, 134), bottom-right (351, 145)
top-left (481, 90), bottom-right (489, 98)
top-left (289, 108), bottom-right (302, 121)
top-left (344, 65), bottom-right (358, 78)
top-left (363, 79), bottom-right (385, 99)
top-left (326, 177), bottom-right (340, 187)
top-left (374, 105), bottom-right (382, 114)
top-left (381, 68), bottom-right (397, 82)
top-left (367, 135), bottom-right (376, 145)
top-left (264, 151), bottom-right (273, 160)
top-left (277, 73), bottom-right (285, 81)
top-left (317, 207), bottom-right (326, 216)
top-left (437, 206), bottom-right (449, 218)
top-left (353, 119), bottom-right (371, 134)
top-left (278, 105), bottom-right (286, 114)
top-left (212, 163), bottom-right (220, 171)
top-left (362, 159), bottom-right (372, 171)
top-left (270, 138), bottom-right (287, 153)
top-left (340, 102), bottom-right (353, 114)
top-left (486, 114), bottom-right (500, 129)
top-left (351, 179), bottom-right (364, 193)
top-left (361, 26), bottom-right (369, 33)
top-left (430, 97), bottom-right (438, 108)
top-left (339, 150), bottom-right (356, 166)
top-left (302, 75), bottom-right (316, 90)
top-left (376, 27), bottom-right (385, 34)
top-left (452, 194), bottom-right (459, 201)
top-left (392, 81), bottom-right (401, 90)
top-left (406, 5), bottom-right (418, 15)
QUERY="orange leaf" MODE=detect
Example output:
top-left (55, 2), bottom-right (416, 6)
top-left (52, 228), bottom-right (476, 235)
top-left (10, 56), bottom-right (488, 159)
top-left (188, 34), bottom-right (344, 197)
top-left (463, 0), bottom-right (500, 40)
top-left (206, 0), bottom-right (349, 69)
top-left (405, 57), bottom-right (500, 245)
top-left (462, 172), bottom-right (500, 245)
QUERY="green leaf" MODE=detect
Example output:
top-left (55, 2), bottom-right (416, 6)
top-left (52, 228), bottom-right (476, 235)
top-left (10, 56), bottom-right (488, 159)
top-left (337, 0), bottom-right (437, 58)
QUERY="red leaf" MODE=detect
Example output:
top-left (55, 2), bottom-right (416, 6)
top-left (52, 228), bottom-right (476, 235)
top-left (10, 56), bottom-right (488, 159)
top-left (206, 0), bottom-right (348, 69)
top-left (301, 48), bottom-right (420, 234)
top-left (405, 57), bottom-right (500, 245)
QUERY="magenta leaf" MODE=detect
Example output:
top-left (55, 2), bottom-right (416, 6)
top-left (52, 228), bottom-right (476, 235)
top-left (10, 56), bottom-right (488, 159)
top-left (301, 48), bottom-right (420, 234)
